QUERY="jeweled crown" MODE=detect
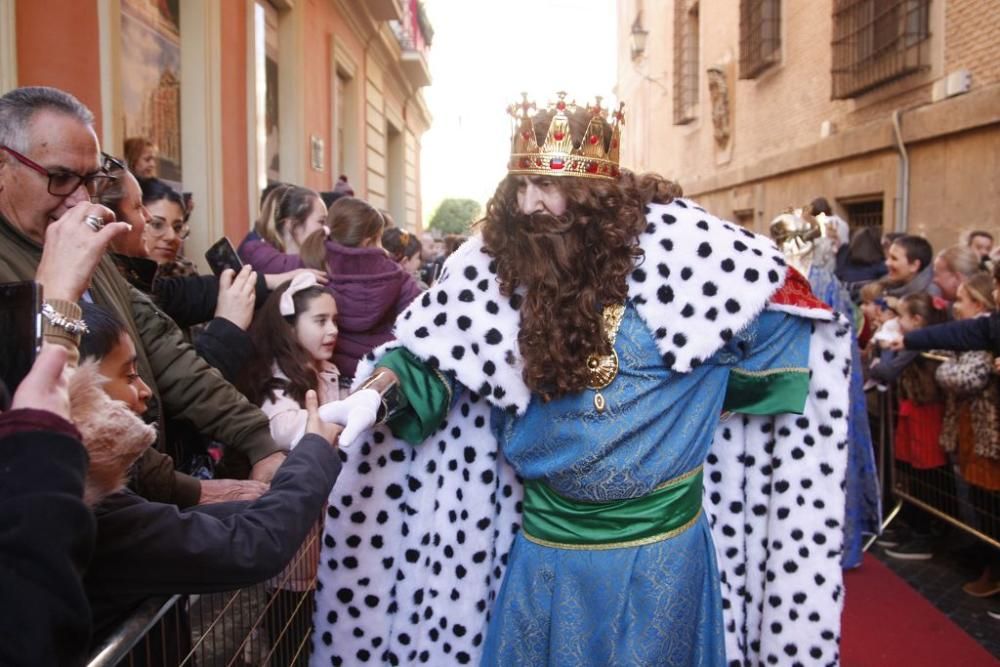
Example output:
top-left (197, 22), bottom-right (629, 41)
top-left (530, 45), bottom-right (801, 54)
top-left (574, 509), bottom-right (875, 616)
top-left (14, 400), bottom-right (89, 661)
top-left (507, 92), bottom-right (624, 181)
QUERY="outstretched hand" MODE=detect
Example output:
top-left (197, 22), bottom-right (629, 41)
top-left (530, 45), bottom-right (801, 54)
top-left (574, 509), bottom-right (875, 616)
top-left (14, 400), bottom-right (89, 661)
top-left (317, 389), bottom-right (381, 449)
top-left (306, 389), bottom-right (343, 447)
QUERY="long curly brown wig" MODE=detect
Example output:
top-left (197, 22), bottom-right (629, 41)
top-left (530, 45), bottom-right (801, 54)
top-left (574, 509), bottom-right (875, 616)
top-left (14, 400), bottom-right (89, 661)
top-left (481, 107), bottom-right (681, 399)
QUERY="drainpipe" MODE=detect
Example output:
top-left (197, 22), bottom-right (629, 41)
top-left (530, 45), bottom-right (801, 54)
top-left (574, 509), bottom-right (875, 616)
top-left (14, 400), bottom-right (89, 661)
top-left (891, 109), bottom-right (909, 233)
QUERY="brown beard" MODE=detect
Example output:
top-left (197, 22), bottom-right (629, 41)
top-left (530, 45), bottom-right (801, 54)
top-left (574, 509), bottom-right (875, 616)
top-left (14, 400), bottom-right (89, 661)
top-left (481, 174), bottom-right (662, 400)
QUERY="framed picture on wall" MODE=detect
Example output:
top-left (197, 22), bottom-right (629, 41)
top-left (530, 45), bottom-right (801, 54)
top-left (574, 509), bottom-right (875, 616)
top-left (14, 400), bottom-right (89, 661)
top-left (121, 0), bottom-right (182, 184)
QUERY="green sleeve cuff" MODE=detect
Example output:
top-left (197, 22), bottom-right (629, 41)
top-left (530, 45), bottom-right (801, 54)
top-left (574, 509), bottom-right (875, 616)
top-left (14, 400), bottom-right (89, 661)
top-left (723, 368), bottom-right (810, 415)
top-left (377, 348), bottom-right (452, 445)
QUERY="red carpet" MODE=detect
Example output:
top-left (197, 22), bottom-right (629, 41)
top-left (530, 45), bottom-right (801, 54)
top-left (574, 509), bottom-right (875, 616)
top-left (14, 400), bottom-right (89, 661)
top-left (841, 554), bottom-right (997, 666)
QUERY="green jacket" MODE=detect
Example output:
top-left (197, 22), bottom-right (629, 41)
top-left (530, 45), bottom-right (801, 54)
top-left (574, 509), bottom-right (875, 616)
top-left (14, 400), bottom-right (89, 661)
top-left (0, 215), bottom-right (280, 506)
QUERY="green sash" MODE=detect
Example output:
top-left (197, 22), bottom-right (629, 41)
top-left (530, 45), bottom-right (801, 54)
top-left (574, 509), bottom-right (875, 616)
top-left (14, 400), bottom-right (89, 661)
top-left (521, 467), bottom-right (704, 550)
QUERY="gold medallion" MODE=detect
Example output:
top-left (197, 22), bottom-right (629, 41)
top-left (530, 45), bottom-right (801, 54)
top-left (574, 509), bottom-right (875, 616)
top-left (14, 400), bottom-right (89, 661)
top-left (586, 349), bottom-right (620, 389)
top-left (586, 304), bottom-right (626, 413)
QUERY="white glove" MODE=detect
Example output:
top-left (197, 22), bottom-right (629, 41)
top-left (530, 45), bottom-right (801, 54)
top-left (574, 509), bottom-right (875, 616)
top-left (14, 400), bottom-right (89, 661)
top-left (317, 389), bottom-right (382, 449)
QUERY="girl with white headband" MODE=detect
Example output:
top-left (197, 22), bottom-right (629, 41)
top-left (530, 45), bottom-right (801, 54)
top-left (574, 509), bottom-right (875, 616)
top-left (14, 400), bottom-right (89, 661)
top-left (238, 271), bottom-right (343, 448)
top-left (235, 271), bottom-right (344, 663)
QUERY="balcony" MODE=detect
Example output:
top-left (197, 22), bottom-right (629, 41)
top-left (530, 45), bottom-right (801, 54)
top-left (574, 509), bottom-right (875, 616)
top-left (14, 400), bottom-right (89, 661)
top-left (368, 0), bottom-right (403, 22)
top-left (390, 0), bottom-right (433, 88)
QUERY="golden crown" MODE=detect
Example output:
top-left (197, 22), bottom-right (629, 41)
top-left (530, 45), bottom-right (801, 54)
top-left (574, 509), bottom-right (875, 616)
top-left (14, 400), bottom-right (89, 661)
top-left (507, 91), bottom-right (624, 181)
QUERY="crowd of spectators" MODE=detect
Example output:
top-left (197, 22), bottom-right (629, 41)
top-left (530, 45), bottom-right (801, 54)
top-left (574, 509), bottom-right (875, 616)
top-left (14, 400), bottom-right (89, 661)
top-left (838, 216), bottom-right (1000, 615)
top-left (0, 85), bottom-right (466, 665)
top-left (4, 82), bottom-right (996, 664)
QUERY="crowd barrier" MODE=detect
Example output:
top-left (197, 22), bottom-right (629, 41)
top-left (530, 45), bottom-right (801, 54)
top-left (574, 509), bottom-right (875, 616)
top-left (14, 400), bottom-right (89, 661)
top-left (867, 384), bottom-right (999, 551)
top-left (86, 520), bottom-right (322, 667)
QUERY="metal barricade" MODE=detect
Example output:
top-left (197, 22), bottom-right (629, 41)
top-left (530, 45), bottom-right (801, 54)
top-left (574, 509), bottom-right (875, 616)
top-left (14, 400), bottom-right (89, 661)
top-left (866, 384), bottom-right (999, 551)
top-left (86, 520), bottom-right (322, 667)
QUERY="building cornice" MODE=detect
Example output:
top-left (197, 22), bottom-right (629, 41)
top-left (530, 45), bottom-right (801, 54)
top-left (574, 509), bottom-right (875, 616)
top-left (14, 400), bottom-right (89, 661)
top-left (336, 1), bottom-right (428, 96)
top-left (684, 83), bottom-right (1000, 197)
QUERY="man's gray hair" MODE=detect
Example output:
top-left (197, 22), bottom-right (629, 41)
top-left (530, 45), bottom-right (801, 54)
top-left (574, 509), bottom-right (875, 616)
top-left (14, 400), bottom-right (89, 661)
top-left (0, 86), bottom-right (94, 153)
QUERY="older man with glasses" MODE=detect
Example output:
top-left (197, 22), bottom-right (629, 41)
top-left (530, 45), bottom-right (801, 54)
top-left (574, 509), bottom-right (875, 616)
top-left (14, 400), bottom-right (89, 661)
top-left (0, 86), bottom-right (288, 506)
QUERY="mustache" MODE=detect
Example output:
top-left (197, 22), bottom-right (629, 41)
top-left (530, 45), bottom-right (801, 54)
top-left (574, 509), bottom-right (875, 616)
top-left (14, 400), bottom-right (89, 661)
top-left (510, 210), bottom-right (576, 236)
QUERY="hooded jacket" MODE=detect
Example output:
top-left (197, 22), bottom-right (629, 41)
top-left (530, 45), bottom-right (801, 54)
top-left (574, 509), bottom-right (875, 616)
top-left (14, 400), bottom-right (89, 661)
top-left (73, 377), bottom-right (343, 646)
top-left (323, 239), bottom-right (422, 377)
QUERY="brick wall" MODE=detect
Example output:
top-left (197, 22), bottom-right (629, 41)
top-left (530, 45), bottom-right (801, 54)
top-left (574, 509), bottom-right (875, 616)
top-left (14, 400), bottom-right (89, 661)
top-left (946, 0), bottom-right (1000, 86)
top-left (620, 0), bottom-right (970, 181)
top-left (617, 0), bottom-right (1000, 240)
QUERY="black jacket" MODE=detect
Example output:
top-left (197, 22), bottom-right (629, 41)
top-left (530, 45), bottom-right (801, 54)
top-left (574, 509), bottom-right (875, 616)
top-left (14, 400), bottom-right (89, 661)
top-left (113, 254), bottom-right (267, 383)
top-left (0, 410), bottom-right (95, 667)
top-left (152, 271), bottom-right (270, 330)
top-left (904, 312), bottom-right (1000, 356)
top-left (85, 434), bottom-right (342, 643)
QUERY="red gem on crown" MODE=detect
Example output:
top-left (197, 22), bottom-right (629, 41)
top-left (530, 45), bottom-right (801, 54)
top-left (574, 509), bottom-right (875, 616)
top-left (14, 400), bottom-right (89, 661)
top-left (507, 92), bottom-right (623, 181)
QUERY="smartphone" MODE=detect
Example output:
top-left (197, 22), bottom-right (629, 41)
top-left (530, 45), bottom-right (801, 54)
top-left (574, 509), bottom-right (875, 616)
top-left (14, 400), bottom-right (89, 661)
top-left (0, 281), bottom-right (43, 395)
top-left (204, 237), bottom-right (244, 277)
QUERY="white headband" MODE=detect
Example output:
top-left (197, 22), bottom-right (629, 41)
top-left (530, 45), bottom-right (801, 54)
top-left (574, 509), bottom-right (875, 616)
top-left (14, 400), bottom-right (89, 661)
top-left (279, 272), bottom-right (320, 317)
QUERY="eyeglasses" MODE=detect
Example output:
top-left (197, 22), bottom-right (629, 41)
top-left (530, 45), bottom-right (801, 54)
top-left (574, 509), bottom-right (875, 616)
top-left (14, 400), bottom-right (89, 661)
top-left (147, 217), bottom-right (191, 240)
top-left (101, 152), bottom-right (127, 173)
top-left (0, 145), bottom-right (117, 197)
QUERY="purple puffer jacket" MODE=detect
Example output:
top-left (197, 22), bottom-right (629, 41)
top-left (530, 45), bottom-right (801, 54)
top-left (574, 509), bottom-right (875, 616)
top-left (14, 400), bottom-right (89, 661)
top-left (325, 240), bottom-right (422, 377)
top-left (238, 233), bottom-right (422, 377)
top-left (238, 232), bottom-right (304, 274)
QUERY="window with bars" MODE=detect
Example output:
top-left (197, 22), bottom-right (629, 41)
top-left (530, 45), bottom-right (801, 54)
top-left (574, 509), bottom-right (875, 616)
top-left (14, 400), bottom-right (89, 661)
top-left (739, 0), bottom-right (781, 79)
top-left (844, 199), bottom-right (884, 233)
top-left (831, 0), bottom-right (931, 99)
top-left (673, 1), bottom-right (700, 124)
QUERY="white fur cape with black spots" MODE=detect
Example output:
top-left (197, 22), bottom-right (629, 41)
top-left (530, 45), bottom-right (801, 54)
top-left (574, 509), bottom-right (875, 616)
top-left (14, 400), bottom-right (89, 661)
top-left (310, 198), bottom-right (851, 667)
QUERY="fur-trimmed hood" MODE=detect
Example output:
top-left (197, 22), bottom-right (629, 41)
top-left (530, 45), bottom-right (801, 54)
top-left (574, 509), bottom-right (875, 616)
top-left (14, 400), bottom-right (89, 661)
top-left (68, 362), bottom-right (157, 506)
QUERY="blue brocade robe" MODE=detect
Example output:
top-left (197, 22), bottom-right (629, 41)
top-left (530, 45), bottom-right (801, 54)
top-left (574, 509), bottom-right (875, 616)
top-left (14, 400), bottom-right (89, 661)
top-left (480, 306), bottom-right (809, 665)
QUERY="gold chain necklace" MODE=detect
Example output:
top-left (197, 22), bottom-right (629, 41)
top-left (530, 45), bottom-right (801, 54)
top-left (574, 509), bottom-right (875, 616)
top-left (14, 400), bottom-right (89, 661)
top-left (586, 303), bottom-right (626, 413)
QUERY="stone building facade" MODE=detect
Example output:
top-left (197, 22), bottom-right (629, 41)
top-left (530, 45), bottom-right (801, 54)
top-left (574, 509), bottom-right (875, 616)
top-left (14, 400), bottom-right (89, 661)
top-left (0, 0), bottom-right (432, 267)
top-left (616, 0), bottom-right (999, 251)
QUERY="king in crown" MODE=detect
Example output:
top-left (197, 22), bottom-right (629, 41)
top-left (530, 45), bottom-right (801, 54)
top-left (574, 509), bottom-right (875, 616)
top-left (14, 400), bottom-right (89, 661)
top-left (507, 91), bottom-right (625, 180)
top-left (313, 89), bottom-right (851, 667)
